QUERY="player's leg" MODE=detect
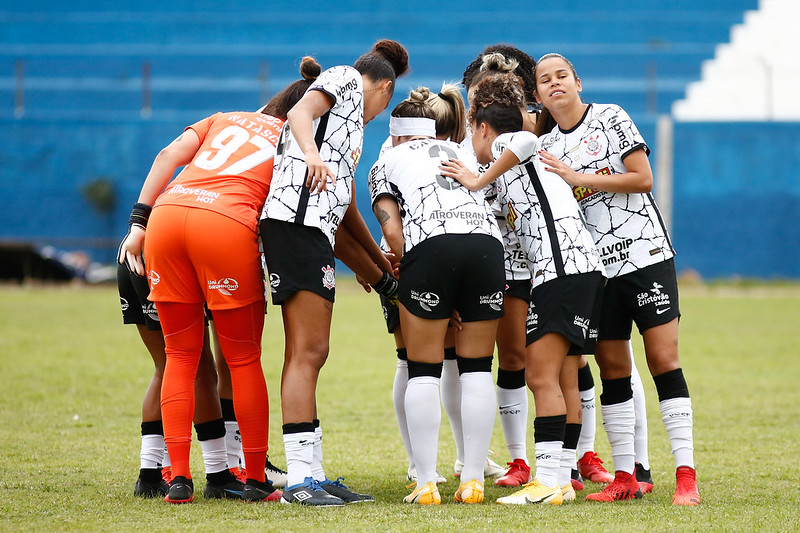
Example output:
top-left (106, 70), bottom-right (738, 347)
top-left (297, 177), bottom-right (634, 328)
top-left (558, 354), bottom-right (581, 502)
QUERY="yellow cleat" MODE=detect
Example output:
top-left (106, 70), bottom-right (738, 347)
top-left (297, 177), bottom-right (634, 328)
top-left (496, 479), bottom-right (563, 505)
top-left (454, 479), bottom-right (484, 504)
top-left (403, 481), bottom-right (441, 505)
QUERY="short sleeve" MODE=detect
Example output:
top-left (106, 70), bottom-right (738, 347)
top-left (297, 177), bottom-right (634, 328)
top-left (185, 113), bottom-right (216, 142)
top-left (368, 156), bottom-right (394, 207)
top-left (493, 131), bottom-right (539, 165)
top-left (308, 66), bottom-right (360, 108)
top-left (605, 105), bottom-right (650, 159)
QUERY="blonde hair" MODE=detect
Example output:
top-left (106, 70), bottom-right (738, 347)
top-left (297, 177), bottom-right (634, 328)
top-left (427, 83), bottom-right (467, 143)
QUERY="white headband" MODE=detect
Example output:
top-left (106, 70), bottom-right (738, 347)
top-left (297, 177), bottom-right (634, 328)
top-left (389, 116), bottom-right (436, 138)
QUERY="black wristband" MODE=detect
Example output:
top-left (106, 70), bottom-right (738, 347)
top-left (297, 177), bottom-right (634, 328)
top-left (371, 271), bottom-right (399, 299)
top-left (129, 202), bottom-right (152, 228)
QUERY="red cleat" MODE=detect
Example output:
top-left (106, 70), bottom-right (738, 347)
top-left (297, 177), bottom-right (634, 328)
top-left (672, 466), bottom-right (700, 506)
top-left (571, 468), bottom-right (584, 491)
top-left (494, 459), bottom-right (531, 487)
top-left (635, 463), bottom-right (654, 494)
top-left (577, 451), bottom-right (615, 484)
top-left (585, 471), bottom-right (642, 502)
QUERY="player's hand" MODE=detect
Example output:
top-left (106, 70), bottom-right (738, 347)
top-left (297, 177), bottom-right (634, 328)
top-left (117, 225), bottom-right (146, 276)
top-left (439, 158), bottom-right (479, 187)
top-left (538, 149), bottom-right (582, 187)
top-left (305, 152), bottom-right (336, 193)
top-left (355, 274), bottom-right (372, 293)
top-left (449, 310), bottom-right (463, 331)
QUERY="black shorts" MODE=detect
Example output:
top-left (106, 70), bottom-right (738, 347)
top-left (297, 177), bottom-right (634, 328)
top-left (399, 234), bottom-right (505, 322)
top-left (598, 258), bottom-right (680, 340)
top-left (260, 218), bottom-right (336, 305)
top-left (525, 271), bottom-right (605, 355)
top-left (117, 263), bottom-right (161, 331)
top-left (380, 294), bottom-right (401, 334)
top-left (505, 279), bottom-right (532, 303)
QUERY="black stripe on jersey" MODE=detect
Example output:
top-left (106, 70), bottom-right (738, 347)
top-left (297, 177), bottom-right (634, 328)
top-left (525, 162), bottom-right (566, 278)
top-left (646, 192), bottom-right (675, 254)
top-left (295, 110), bottom-right (331, 224)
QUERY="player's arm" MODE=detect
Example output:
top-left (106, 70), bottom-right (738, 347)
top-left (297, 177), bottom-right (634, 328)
top-left (538, 147), bottom-right (652, 193)
top-left (286, 89), bottom-right (336, 193)
top-left (117, 129), bottom-right (201, 275)
top-left (373, 196), bottom-right (404, 262)
top-left (439, 149), bottom-right (520, 191)
top-left (341, 179), bottom-right (392, 273)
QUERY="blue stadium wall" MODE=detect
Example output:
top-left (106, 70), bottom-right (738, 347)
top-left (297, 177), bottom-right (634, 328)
top-left (3, 0), bottom-right (797, 279)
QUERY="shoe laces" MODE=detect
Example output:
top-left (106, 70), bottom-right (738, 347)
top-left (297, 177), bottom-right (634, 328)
top-left (506, 460), bottom-right (528, 473)
top-left (325, 476), bottom-right (349, 489)
top-left (301, 477), bottom-right (326, 492)
top-left (585, 452), bottom-right (605, 466)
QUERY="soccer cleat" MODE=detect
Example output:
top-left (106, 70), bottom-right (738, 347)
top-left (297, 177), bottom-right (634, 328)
top-left (407, 467), bottom-right (447, 484)
top-left (571, 469), bottom-right (584, 491)
top-left (496, 479), bottom-right (563, 505)
top-left (265, 455), bottom-right (287, 489)
top-left (242, 478), bottom-right (283, 502)
top-left (577, 451), bottom-right (615, 484)
top-left (320, 477), bottom-right (374, 503)
top-left (164, 476), bottom-right (194, 504)
top-left (454, 479), bottom-right (484, 504)
top-left (203, 471), bottom-right (245, 500)
top-left (403, 481), bottom-right (441, 505)
top-left (134, 473), bottom-right (169, 498)
top-left (494, 459), bottom-right (531, 487)
top-left (561, 483), bottom-right (576, 502)
top-left (672, 466), bottom-right (700, 506)
top-left (585, 471), bottom-right (642, 502)
top-left (635, 463), bottom-right (654, 494)
top-left (454, 451), bottom-right (507, 479)
top-left (161, 466), bottom-right (173, 485)
top-left (230, 467), bottom-right (247, 484)
top-left (280, 477), bottom-right (345, 506)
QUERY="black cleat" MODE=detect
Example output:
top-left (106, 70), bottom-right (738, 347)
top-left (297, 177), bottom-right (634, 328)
top-left (320, 477), bottom-right (374, 503)
top-left (280, 477), bottom-right (345, 506)
top-left (265, 455), bottom-right (287, 488)
top-left (164, 476), bottom-right (194, 504)
top-left (204, 470), bottom-right (245, 500)
top-left (635, 462), bottom-right (654, 494)
top-left (242, 478), bottom-right (282, 502)
top-left (134, 470), bottom-right (169, 498)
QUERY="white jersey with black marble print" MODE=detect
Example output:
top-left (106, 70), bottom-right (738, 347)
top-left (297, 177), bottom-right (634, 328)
top-left (368, 138), bottom-right (501, 254)
top-left (462, 131), bottom-right (530, 281)
top-left (538, 103), bottom-right (674, 278)
top-left (261, 65), bottom-right (364, 248)
top-left (493, 131), bottom-right (603, 288)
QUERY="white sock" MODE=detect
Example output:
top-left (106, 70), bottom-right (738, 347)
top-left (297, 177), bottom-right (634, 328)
top-left (577, 385), bottom-right (596, 458)
top-left (441, 358), bottom-right (464, 464)
top-left (602, 398), bottom-right (636, 474)
top-left (284, 431), bottom-right (314, 487)
top-left (406, 376), bottom-right (442, 486)
top-left (199, 436), bottom-right (228, 475)
top-left (459, 371), bottom-right (496, 483)
top-left (559, 447), bottom-right (577, 487)
top-left (140, 434), bottom-right (165, 469)
top-left (162, 444), bottom-right (171, 468)
top-left (224, 420), bottom-right (242, 470)
top-left (311, 425), bottom-right (326, 482)
top-left (496, 385), bottom-right (529, 462)
top-left (533, 440), bottom-right (562, 488)
top-left (393, 359), bottom-right (414, 472)
top-left (660, 397), bottom-right (695, 469)
top-left (630, 358), bottom-right (650, 470)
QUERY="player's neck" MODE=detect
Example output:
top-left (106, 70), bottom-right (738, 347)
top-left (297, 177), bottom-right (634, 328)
top-left (551, 102), bottom-right (589, 131)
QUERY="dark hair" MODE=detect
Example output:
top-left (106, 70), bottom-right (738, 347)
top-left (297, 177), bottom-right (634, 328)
top-left (532, 53), bottom-right (580, 136)
top-left (462, 44), bottom-right (537, 103)
top-left (468, 73), bottom-right (525, 134)
top-left (354, 39), bottom-right (410, 95)
top-left (261, 56), bottom-right (321, 119)
top-left (391, 86), bottom-right (435, 120)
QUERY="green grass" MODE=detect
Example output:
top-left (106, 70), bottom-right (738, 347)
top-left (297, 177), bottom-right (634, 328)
top-left (1, 279), bottom-right (799, 532)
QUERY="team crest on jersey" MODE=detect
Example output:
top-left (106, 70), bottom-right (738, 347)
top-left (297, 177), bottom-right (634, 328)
top-left (584, 134), bottom-right (604, 156)
top-left (321, 265), bottom-right (336, 290)
top-left (148, 270), bottom-right (160, 287)
top-left (350, 147), bottom-right (362, 168)
top-left (506, 202), bottom-right (518, 231)
top-left (208, 277), bottom-right (239, 296)
top-left (269, 273), bottom-right (281, 293)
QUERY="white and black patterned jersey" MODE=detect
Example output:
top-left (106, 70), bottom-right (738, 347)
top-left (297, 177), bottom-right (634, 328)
top-left (368, 138), bottom-right (501, 254)
top-left (492, 131), bottom-right (603, 288)
top-left (538, 103), bottom-right (674, 277)
top-left (261, 65), bottom-right (365, 248)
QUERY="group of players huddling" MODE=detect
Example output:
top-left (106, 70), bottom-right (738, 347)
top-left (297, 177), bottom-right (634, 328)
top-left (117, 39), bottom-right (700, 507)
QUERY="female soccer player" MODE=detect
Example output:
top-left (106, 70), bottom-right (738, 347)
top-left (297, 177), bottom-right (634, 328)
top-left (117, 57), bottom-right (323, 504)
top-left (258, 40), bottom-right (409, 506)
top-left (462, 47), bottom-right (538, 487)
top-left (369, 89), bottom-right (504, 505)
top-left (441, 73), bottom-right (605, 505)
top-left (534, 53), bottom-right (700, 505)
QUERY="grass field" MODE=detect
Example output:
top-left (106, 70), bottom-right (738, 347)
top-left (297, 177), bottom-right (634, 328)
top-left (1, 278), bottom-right (799, 532)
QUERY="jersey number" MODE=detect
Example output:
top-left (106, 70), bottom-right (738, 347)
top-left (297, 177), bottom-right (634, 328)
top-left (429, 145), bottom-right (461, 190)
top-left (193, 125), bottom-right (276, 175)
